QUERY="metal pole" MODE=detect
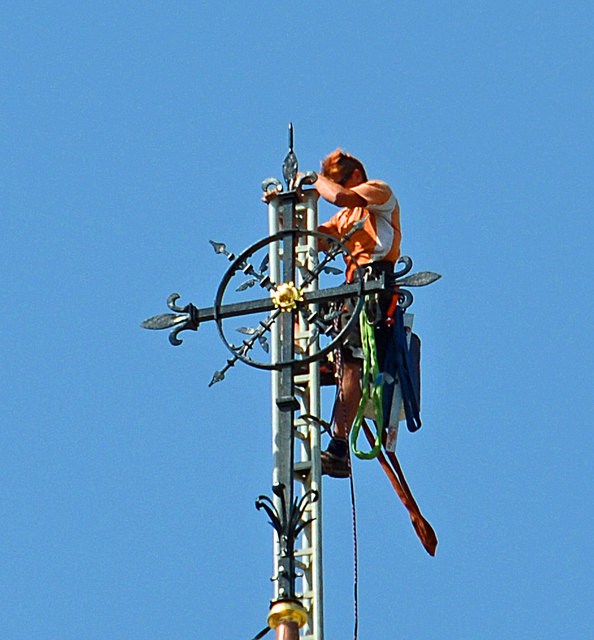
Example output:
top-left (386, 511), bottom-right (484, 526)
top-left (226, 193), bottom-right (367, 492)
top-left (303, 188), bottom-right (324, 640)
top-left (268, 194), bottom-right (283, 600)
top-left (292, 188), bottom-right (324, 640)
top-left (276, 621), bottom-right (300, 640)
top-left (268, 192), bottom-right (298, 602)
top-left (267, 184), bottom-right (316, 638)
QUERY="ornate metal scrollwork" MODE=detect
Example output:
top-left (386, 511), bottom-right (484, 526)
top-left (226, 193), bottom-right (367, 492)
top-left (140, 293), bottom-right (200, 346)
top-left (255, 483), bottom-right (319, 594)
top-left (390, 256), bottom-right (441, 310)
top-left (213, 229), bottom-right (366, 371)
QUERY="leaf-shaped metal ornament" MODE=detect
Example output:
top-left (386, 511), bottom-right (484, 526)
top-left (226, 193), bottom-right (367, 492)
top-left (282, 123), bottom-right (298, 189)
top-left (209, 369), bottom-right (226, 387)
top-left (307, 327), bottom-right (319, 347)
top-left (209, 355), bottom-right (240, 387)
top-left (236, 278), bottom-right (258, 292)
top-left (283, 151), bottom-right (298, 189)
top-left (140, 293), bottom-right (200, 346)
top-left (323, 266), bottom-right (343, 275)
top-left (397, 271), bottom-right (442, 287)
top-left (140, 313), bottom-right (188, 330)
top-left (259, 254), bottom-right (269, 273)
top-left (298, 265), bottom-right (317, 281)
top-left (236, 327), bottom-right (268, 352)
top-left (259, 336), bottom-right (269, 353)
top-left (209, 240), bottom-right (227, 254)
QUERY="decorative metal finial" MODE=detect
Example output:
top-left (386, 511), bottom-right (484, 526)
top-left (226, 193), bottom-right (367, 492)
top-left (282, 123), bottom-right (298, 190)
top-left (255, 483), bottom-right (319, 599)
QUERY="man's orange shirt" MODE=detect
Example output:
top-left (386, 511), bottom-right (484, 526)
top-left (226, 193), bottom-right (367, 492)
top-left (318, 179), bottom-right (401, 281)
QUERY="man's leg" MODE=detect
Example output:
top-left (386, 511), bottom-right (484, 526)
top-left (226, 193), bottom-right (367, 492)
top-left (332, 360), bottom-right (362, 440)
top-left (322, 359), bottom-right (362, 477)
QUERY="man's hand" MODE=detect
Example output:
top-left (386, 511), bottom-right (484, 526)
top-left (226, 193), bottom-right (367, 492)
top-left (262, 184), bottom-right (282, 203)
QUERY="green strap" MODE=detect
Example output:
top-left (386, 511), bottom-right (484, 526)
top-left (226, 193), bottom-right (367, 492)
top-left (350, 305), bottom-right (384, 459)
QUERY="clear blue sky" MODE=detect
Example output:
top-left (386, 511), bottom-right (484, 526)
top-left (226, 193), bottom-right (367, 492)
top-left (2, 2), bottom-right (592, 638)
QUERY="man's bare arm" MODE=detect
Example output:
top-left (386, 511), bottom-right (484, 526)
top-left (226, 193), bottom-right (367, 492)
top-left (314, 173), bottom-right (367, 208)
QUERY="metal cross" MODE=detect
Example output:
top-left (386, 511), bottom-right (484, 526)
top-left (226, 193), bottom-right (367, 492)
top-left (141, 125), bottom-right (440, 640)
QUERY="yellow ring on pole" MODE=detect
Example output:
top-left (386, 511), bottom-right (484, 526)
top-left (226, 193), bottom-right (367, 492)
top-left (267, 600), bottom-right (308, 629)
top-left (271, 282), bottom-right (303, 312)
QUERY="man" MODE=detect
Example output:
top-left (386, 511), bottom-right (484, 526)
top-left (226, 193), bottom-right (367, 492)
top-left (313, 149), bottom-right (402, 477)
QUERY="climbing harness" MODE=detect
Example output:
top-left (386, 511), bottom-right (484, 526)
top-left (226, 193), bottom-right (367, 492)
top-left (350, 305), bottom-right (384, 459)
top-left (336, 296), bottom-right (436, 554)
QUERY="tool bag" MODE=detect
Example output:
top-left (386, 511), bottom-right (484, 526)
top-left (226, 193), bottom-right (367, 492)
top-left (382, 305), bottom-right (422, 434)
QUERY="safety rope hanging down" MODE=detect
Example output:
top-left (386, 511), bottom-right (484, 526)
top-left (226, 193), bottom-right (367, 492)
top-left (350, 305), bottom-right (384, 460)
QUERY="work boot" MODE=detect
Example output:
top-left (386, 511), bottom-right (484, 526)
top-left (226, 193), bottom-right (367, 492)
top-left (321, 438), bottom-right (349, 478)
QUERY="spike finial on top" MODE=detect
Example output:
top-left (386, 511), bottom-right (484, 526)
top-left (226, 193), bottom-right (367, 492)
top-left (282, 122), bottom-right (298, 190)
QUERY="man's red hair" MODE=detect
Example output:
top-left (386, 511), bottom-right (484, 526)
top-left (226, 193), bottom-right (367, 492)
top-left (320, 149), bottom-right (367, 184)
